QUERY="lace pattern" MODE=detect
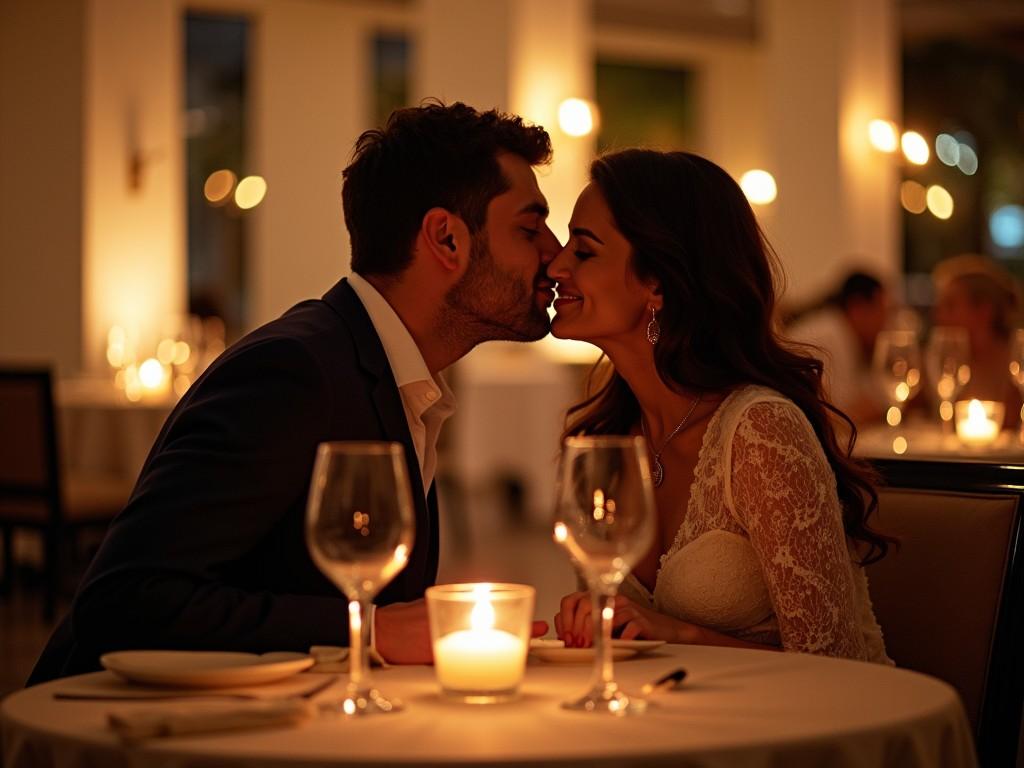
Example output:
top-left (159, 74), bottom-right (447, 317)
top-left (635, 385), bottom-right (889, 663)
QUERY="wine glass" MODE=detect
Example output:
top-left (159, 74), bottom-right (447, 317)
top-left (306, 442), bottom-right (415, 716)
top-left (925, 326), bottom-right (970, 433)
top-left (553, 436), bottom-right (656, 715)
top-left (1009, 329), bottom-right (1024, 436)
top-left (873, 330), bottom-right (923, 433)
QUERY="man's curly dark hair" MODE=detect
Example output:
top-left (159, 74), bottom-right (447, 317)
top-left (342, 100), bottom-right (552, 277)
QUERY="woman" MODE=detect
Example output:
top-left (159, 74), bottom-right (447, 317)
top-left (548, 149), bottom-right (892, 663)
top-left (933, 254), bottom-right (1022, 427)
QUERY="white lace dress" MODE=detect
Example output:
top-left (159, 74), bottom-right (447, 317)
top-left (621, 385), bottom-right (892, 664)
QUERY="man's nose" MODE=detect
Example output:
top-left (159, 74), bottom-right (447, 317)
top-left (539, 225), bottom-right (562, 265)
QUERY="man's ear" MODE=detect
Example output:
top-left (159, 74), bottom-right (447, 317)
top-left (420, 208), bottom-right (470, 273)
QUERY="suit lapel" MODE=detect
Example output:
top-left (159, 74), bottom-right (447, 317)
top-left (322, 278), bottom-right (436, 593)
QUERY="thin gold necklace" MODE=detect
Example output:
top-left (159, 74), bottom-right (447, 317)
top-left (640, 394), bottom-right (702, 488)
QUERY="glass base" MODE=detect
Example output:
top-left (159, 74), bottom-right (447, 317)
top-left (561, 685), bottom-right (647, 716)
top-left (321, 687), bottom-right (403, 716)
top-left (441, 687), bottom-right (519, 704)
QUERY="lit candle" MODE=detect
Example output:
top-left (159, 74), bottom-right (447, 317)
top-left (137, 357), bottom-right (171, 399)
top-left (427, 583), bottom-right (533, 702)
top-left (955, 399), bottom-right (1002, 446)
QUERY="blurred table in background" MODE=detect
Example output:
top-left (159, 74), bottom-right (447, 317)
top-left (57, 378), bottom-right (175, 486)
top-left (855, 422), bottom-right (1024, 462)
top-left (451, 346), bottom-right (583, 526)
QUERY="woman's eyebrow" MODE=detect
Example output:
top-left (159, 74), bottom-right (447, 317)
top-left (571, 227), bottom-right (605, 245)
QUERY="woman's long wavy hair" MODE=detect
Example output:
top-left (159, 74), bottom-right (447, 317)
top-left (562, 149), bottom-right (893, 565)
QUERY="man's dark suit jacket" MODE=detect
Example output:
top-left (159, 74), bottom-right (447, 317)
top-left (28, 279), bottom-right (438, 683)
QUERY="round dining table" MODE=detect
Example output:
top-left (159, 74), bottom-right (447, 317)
top-left (2, 644), bottom-right (977, 768)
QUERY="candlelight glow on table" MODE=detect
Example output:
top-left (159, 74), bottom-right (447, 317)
top-left (426, 583), bottom-right (533, 703)
top-left (954, 399), bottom-right (1003, 447)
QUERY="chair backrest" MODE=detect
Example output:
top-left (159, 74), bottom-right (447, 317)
top-left (868, 459), bottom-right (1024, 767)
top-left (0, 368), bottom-right (60, 513)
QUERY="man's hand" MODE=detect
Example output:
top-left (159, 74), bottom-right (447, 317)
top-left (374, 600), bottom-right (550, 664)
top-left (374, 600), bottom-right (432, 664)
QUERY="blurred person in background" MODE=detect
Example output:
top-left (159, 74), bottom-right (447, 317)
top-left (787, 271), bottom-right (890, 426)
top-left (933, 254), bottom-right (1022, 427)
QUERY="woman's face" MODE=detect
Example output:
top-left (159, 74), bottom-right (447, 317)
top-left (546, 183), bottom-right (656, 347)
top-left (934, 279), bottom-right (992, 346)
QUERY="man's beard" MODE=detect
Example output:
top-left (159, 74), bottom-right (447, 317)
top-left (441, 232), bottom-right (550, 347)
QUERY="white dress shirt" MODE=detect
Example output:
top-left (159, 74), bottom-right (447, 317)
top-left (347, 272), bottom-right (456, 495)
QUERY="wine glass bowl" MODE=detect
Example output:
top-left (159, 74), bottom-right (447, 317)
top-left (925, 326), bottom-right (970, 430)
top-left (553, 436), bottom-right (656, 715)
top-left (873, 330), bottom-right (923, 428)
top-left (306, 442), bottom-right (415, 716)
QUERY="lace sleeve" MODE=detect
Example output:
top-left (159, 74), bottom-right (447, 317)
top-left (727, 400), bottom-right (868, 660)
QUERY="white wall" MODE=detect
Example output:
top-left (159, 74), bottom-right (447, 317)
top-left (0, 0), bottom-right (85, 375)
top-left (77, 0), bottom-right (417, 366)
top-left (2, 0), bottom-right (902, 370)
top-left (246, 0), bottom-right (365, 327)
top-left (763, 0), bottom-right (901, 304)
top-left (82, 0), bottom-right (184, 373)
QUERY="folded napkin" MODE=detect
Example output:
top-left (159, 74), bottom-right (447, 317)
top-left (309, 645), bottom-right (389, 672)
top-left (108, 699), bottom-right (314, 743)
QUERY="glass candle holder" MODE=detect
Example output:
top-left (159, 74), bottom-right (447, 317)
top-left (426, 583), bottom-right (534, 704)
top-left (954, 399), bottom-right (1004, 447)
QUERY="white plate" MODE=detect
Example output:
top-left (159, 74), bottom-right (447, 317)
top-left (529, 639), bottom-right (665, 663)
top-left (100, 651), bottom-right (314, 688)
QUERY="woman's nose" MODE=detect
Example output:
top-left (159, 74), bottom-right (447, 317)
top-left (546, 245), bottom-right (573, 280)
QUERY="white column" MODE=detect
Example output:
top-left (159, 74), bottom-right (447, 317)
top-left (247, 0), bottom-right (363, 328)
top-left (82, 0), bottom-right (185, 372)
top-left (417, 0), bottom-right (593, 238)
top-left (763, 0), bottom-right (900, 305)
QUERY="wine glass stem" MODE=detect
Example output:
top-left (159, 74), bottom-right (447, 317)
top-left (348, 598), bottom-right (373, 696)
top-left (590, 589), bottom-right (617, 692)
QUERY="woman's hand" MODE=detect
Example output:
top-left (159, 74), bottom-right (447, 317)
top-left (553, 591), bottom-right (702, 647)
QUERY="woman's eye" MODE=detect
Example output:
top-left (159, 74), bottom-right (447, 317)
top-left (574, 250), bottom-right (593, 261)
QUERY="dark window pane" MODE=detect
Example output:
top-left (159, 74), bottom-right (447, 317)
top-left (595, 60), bottom-right (696, 154)
top-left (185, 13), bottom-right (248, 341)
top-left (373, 34), bottom-right (411, 128)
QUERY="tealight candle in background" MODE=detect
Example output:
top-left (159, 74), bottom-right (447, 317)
top-left (954, 399), bottom-right (1003, 447)
top-left (426, 583), bottom-right (533, 703)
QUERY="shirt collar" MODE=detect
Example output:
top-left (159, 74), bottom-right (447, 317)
top-left (347, 271), bottom-right (436, 390)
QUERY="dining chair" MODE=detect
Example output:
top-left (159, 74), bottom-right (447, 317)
top-left (867, 458), bottom-right (1024, 767)
top-left (0, 367), bottom-right (129, 621)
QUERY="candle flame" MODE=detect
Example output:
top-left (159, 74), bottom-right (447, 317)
top-left (553, 522), bottom-right (567, 543)
top-left (967, 399), bottom-right (985, 421)
top-left (470, 584), bottom-right (496, 631)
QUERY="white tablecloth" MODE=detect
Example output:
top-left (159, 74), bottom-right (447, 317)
top-left (855, 422), bottom-right (1024, 462)
top-left (57, 378), bottom-right (174, 483)
top-left (2, 645), bottom-right (977, 768)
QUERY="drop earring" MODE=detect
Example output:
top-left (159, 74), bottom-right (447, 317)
top-left (646, 306), bottom-right (661, 345)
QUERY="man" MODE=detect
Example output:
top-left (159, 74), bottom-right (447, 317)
top-left (29, 102), bottom-right (559, 682)
top-left (787, 271), bottom-right (889, 425)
